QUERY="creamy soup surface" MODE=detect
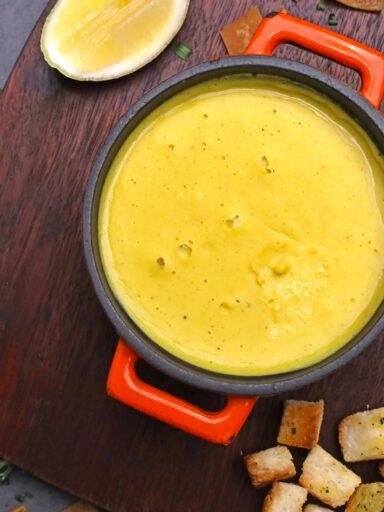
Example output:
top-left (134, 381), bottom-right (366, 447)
top-left (99, 76), bottom-right (384, 376)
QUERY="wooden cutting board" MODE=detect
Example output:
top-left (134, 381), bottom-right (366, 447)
top-left (1, 1), bottom-right (383, 510)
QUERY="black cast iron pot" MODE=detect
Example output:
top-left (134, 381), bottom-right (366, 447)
top-left (83, 16), bottom-right (384, 396)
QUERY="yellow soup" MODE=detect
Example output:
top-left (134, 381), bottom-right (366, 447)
top-left (99, 76), bottom-right (384, 376)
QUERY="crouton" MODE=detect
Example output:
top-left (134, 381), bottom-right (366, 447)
top-left (339, 407), bottom-right (384, 462)
top-left (304, 506), bottom-right (333, 512)
top-left (299, 445), bottom-right (361, 507)
top-left (263, 482), bottom-right (308, 512)
top-left (379, 461), bottom-right (384, 479)
top-left (244, 445), bottom-right (296, 488)
top-left (278, 400), bottom-right (324, 449)
top-left (345, 482), bottom-right (384, 511)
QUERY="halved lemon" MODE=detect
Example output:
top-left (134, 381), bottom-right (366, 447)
top-left (41, 0), bottom-right (190, 81)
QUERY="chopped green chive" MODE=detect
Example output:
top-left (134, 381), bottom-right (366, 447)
top-left (16, 494), bottom-right (26, 503)
top-left (175, 42), bottom-right (192, 60)
top-left (328, 13), bottom-right (338, 25)
top-left (348, 82), bottom-right (357, 90)
top-left (316, 2), bottom-right (326, 10)
top-left (0, 460), bottom-right (14, 483)
top-left (0, 460), bottom-right (9, 472)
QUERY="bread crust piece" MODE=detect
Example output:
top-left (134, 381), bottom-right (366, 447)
top-left (263, 482), bottom-right (308, 512)
top-left (278, 400), bottom-right (324, 449)
top-left (345, 483), bottom-right (384, 511)
top-left (339, 407), bottom-right (384, 462)
top-left (299, 445), bottom-right (361, 507)
top-left (220, 7), bottom-right (263, 55)
top-left (244, 445), bottom-right (296, 488)
top-left (304, 506), bottom-right (333, 512)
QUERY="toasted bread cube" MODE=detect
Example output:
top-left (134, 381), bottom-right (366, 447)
top-left (263, 482), bottom-right (308, 512)
top-left (244, 445), bottom-right (296, 488)
top-left (345, 483), bottom-right (384, 511)
top-left (304, 506), bottom-right (333, 512)
top-left (339, 407), bottom-right (384, 462)
top-left (379, 461), bottom-right (384, 479)
top-left (278, 400), bottom-right (324, 449)
top-left (299, 445), bottom-right (361, 507)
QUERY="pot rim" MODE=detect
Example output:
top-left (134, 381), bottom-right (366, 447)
top-left (83, 55), bottom-right (384, 395)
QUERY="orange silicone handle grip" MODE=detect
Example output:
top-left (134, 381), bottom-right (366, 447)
top-left (107, 339), bottom-right (257, 445)
top-left (246, 13), bottom-right (384, 108)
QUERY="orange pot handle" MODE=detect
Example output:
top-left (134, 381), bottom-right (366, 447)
top-left (107, 339), bottom-right (257, 444)
top-left (245, 12), bottom-right (384, 108)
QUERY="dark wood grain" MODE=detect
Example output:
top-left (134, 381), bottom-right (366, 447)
top-left (0, 1), bottom-right (383, 511)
